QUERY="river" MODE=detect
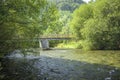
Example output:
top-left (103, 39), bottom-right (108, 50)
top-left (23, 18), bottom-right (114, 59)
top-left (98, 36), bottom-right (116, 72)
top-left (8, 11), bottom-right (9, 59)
top-left (1, 48), bottom-right (120, 80)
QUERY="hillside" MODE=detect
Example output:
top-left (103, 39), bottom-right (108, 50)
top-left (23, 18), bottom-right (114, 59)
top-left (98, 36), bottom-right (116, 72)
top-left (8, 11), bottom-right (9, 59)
top-left (49, 0), bottom-right (85, 12)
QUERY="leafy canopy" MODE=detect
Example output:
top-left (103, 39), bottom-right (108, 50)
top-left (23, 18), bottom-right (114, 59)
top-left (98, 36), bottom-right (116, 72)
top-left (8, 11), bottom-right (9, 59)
top-left (70, 0), bottom-right (120, 50)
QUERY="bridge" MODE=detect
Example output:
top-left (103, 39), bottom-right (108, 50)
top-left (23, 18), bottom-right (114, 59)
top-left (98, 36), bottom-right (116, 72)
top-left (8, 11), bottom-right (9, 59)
top-left (38, 34), bottom-right (72, 49)
top-left (39, 34), bottom-right (71, 39)
top-left (1, 34), bottom-right (72, 50)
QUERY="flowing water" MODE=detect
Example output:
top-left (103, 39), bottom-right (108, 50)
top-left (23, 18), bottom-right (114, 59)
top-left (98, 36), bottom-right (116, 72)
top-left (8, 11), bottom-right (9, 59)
top-left (1, 48), bottom-right (120, 80)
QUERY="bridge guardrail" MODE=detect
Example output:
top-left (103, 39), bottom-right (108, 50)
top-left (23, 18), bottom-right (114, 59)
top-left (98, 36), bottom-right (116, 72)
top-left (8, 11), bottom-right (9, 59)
top-left (40, 34), bottom-right (73, 39)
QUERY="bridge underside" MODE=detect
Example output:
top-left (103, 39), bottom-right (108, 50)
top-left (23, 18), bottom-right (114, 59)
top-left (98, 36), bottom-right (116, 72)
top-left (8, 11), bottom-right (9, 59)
top-left (39, 38), bottom-right (71, 50)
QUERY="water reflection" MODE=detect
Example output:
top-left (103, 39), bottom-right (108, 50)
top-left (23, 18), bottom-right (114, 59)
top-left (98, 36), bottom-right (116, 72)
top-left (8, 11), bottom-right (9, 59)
top-left (1, 49), bottom-right (120, 80)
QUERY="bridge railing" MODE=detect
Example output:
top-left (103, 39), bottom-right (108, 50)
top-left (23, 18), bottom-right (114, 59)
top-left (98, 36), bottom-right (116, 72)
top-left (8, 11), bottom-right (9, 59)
top-left (40, 34), bottom-right (73, 38)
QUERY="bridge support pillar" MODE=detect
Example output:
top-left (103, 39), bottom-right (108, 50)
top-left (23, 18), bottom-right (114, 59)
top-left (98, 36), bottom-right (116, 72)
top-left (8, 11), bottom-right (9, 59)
top-left (39, 39), bottom-right (49, 50)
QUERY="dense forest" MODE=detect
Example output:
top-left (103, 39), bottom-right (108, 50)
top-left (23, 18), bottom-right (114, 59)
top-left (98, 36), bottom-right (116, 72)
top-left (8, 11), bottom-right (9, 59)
top-left (0, 0), bottom-right (59, 55)
top-left (46, 0), bottom-right (84, 34)
top-left (70, 0), bottom-right (120, 50)
top-left (50, 0), bottom-right (120, 50)
top-left (0, 0), bottom-right (84, 56)
top-left (49, 0), bottom-right (84, 12)
top-left (0, 0), bottom-right (120, 56)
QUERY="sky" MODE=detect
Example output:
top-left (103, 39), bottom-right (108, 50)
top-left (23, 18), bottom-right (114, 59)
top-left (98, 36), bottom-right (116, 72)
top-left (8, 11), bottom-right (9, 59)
top-left (83, 0), bottom-right (91, 3)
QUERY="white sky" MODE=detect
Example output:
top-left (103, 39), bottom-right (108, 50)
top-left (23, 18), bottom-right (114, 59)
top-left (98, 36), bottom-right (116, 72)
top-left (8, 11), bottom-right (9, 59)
top-left (83, 0), bottom-right (91, 3)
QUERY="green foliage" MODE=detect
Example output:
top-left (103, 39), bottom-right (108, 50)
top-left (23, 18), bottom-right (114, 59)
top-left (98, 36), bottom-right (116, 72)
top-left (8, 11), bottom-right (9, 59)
top-left (71, 4), bottom-right (93, 39)
top-left (44, 5), bottom-right (61, 34)
top-left (47, 0), bottom-right (85, 35)
top-left (46, 0), bottom-right (85, 35)
top-left (0, 0), bottom-right (59, 55)
top-left (70, 0), bottom-right (120, 50)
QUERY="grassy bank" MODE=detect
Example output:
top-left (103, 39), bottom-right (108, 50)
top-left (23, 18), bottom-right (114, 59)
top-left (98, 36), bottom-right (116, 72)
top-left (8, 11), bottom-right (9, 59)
top-left (56, 41), bottom-right (83, 49)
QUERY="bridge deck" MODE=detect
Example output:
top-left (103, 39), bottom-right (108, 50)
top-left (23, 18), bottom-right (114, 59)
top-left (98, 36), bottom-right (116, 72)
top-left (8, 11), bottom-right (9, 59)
top-left (38, 37), bottom-right (71, 40)
top-left (39, 34), bottom-right (72, 39)
top-left (0, 34), bottom-right (73, 41)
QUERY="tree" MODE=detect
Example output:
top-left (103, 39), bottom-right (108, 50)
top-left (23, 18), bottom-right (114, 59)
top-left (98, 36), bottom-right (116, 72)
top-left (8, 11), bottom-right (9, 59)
top-left (47, 0), bottom-right (85, 35)
top-left (70, 0), bottom-right (120, 50)
top-left (0, 0), bottom-right (59, 55)
top-left (70, 3), bottom-right (93, 39)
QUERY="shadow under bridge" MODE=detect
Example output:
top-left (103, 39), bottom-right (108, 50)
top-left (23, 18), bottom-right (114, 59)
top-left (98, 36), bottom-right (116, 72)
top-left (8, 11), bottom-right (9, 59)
top-left (38, 34), bottom-right (73, 49)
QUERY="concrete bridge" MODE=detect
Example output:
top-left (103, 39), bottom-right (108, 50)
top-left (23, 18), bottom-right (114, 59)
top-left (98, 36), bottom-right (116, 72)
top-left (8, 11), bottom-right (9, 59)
top-left (3, 34), bottom-right (72, 50)
top-left (38, 34), bottom-right (72, 49)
